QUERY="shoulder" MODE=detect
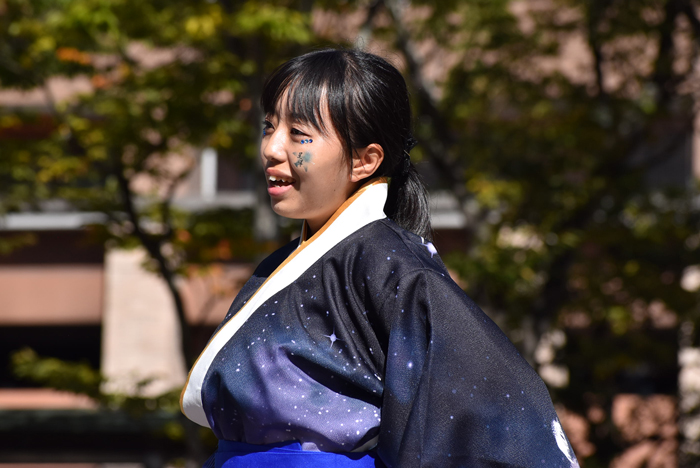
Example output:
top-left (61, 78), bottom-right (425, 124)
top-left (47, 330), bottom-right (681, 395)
top-left (336, 219), bottom-right (452, 310)
top-left (348, 218), bottom-right (447, 275)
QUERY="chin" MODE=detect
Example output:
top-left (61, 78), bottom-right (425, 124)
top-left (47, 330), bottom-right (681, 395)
top-left (270, 203), bottom-right (302, 221)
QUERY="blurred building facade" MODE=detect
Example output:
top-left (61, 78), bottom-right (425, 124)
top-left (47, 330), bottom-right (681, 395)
top-left (1, 4), bottom-right (699, 467)
top-left (0, 143), bottom-right (256, 464)
top-left (0, 98), bottom-right (472, 465)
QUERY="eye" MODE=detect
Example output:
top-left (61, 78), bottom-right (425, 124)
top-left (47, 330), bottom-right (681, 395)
top-left (291, 127), bottom-right (306, 136)
top-left (262, 120), bottom-right (273, 135)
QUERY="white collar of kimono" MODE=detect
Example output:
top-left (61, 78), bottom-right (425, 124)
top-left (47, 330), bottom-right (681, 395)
top-left (181, 178), bottom-right (389, 428)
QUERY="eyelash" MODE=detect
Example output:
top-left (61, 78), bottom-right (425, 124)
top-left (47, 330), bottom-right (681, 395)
top-left (261, 120), bottom-right (308, 138)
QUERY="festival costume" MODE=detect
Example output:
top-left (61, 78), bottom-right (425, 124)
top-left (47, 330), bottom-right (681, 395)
top-left (181, 179), bottom-right (579, 467)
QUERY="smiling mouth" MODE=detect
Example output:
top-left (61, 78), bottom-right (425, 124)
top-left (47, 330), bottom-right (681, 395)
top-left (268, 175), bottom-right (294, 187)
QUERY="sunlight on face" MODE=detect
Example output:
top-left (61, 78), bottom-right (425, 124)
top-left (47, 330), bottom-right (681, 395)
top-left (260, 92), bottom-right (359, 235)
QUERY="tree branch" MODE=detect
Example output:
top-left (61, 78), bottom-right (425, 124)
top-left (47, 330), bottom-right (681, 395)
top-left (586, 1), bottom-right (607, 99)
top-left (651, 0), bottom-right (682, 104)
top-left (356, 0), bottom-right (384, 49)
top-left (681, 0), bottom-right (700, 39)
top-left (382, 0), bottom-right (475, 224)
top-left (113, 154), bottom-right (195, 368)
top-left (160, 165), bottom-right (193, 242)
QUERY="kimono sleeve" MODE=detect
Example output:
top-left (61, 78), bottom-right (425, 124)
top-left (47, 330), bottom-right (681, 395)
top-left (375, 268), bottom-right (579, 468)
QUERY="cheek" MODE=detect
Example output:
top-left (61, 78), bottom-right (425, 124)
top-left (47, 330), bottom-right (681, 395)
top-left (292, 151), bottom-right (314, 172)
top-left (259, 142), bottom-right (268, 163)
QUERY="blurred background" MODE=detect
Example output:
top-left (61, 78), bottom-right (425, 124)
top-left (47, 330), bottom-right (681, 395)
top-left (0, 0), bottom-right (697, 466)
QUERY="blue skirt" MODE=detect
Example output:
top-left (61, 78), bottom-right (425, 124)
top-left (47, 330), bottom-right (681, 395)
top-left (212, 440), bottom-right (379, 468)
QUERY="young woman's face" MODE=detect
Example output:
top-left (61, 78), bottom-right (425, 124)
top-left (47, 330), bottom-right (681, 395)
top-left (260, 95), bottom-right (359, 235)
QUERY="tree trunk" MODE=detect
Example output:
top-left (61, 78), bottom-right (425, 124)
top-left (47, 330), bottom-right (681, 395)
top-left (679, 320), bottom-right (700, 466)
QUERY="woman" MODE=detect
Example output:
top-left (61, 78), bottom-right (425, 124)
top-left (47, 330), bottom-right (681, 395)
top-left (181, 49), bottom-right (579, 468)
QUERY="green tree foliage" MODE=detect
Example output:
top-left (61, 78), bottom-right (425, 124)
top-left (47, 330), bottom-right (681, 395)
top-left (0, 1), bottom-right (318, 463)
top-left (4, 0), bottom-right (700, 465)
top-left (0, 0), bottom-right (317, 366)
top-left (367, 0), bottom-right (700, 464)
top-left (10, 347), bottom-right (210, 448)
top-left (12, 347), bottom-right (183, 415)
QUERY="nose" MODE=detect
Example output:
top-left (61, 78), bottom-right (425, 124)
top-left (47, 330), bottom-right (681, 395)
top-left (261, 128), bottom-right (287, 164)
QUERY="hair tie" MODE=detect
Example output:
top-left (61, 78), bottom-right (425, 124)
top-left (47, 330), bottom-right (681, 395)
top-left (404, 136), bottom-right (418, 153)
top-left (401, 143), bottom-right (414, 176)
top-left (398, 136), bottom-right (417, 177)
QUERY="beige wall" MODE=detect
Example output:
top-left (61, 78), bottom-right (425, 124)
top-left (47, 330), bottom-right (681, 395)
top-left (0, 266), bottom-right (103, 325)
top-left (101, 249), bottom-right (187, 396)
top-left (181, 263), bottom-right (253, 326)
top-left (0, 388), bottom-right (96, 410)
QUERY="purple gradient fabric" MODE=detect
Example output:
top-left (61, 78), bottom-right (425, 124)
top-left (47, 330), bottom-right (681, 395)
top-left (197, 219), bottom-right (579, 467)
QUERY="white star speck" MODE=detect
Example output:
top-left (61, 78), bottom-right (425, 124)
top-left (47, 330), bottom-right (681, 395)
top-left (420, 237), bottom-right (438, 258)
top-left (323, 329), bottom-right (341, 348)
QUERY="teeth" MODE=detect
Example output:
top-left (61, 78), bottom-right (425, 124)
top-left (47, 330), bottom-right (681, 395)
top-left (269, 175), bottom-right (293, 183)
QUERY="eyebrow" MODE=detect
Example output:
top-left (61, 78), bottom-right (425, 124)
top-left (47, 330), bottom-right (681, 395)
top-left (288, 112), bottom-right (311, 123)
top-left (265, 108), bottom-right (305, 121)
top-left (269, 105), bottom-right (329, 135)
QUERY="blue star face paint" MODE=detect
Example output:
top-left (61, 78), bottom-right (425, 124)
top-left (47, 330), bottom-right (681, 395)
top-left (293, 152), bottom-right (313, 172)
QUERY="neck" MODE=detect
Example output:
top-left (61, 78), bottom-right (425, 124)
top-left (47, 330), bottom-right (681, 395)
top-left (301, 177), bottom-right (388, 243)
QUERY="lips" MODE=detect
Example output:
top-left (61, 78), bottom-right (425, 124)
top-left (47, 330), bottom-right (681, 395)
top-left (266, 172), bottom-right (295, 197)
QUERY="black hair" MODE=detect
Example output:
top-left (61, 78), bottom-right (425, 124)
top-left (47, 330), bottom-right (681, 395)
top-left (261, 48), bottom-right (432, 240)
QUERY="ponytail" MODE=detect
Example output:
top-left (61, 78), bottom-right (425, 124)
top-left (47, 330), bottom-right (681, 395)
top-left (385, 159), bottom-right (433, 241)
top-left (383, 135), bottom-right (432, 241)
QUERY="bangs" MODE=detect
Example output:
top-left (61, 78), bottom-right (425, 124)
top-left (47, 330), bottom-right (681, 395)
top-left (261, 51), bottom-right (351, 140)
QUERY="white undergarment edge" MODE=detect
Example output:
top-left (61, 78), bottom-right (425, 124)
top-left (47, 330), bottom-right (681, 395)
top-left (181, 182), bottom-right (388, 427)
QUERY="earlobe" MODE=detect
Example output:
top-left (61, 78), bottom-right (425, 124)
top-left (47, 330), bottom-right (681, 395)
top-left (350, 143), bottom-right (384, 182)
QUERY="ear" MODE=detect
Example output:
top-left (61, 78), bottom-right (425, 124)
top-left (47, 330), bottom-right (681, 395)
top-left (350, 143), bottom-right (384, 182)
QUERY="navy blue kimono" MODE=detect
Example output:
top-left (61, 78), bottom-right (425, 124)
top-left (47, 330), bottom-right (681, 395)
top-left (181, 179), bottom-right (579, 467)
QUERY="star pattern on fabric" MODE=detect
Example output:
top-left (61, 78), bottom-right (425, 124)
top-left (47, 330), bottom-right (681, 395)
top-left (420, 237), bottom-right (437, 258)
top-left (196, 213), bottom-right (578, 465)
top-left (323, 329), bottom-right (341, 348)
